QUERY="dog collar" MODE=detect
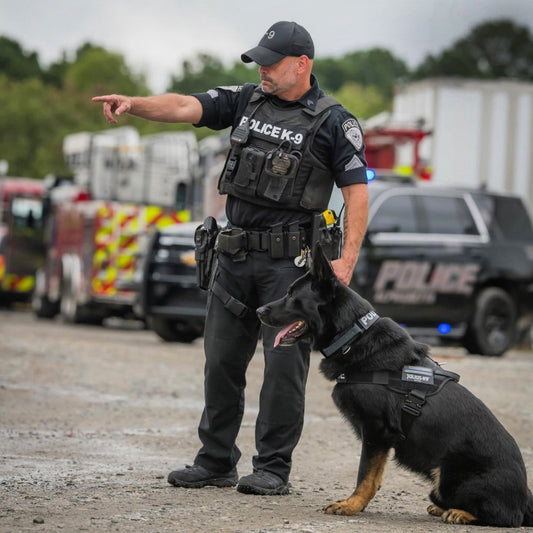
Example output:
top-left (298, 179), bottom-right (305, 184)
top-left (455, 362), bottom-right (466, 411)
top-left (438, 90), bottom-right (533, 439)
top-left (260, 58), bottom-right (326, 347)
top-left (320, 310), bottom-right (380, 358)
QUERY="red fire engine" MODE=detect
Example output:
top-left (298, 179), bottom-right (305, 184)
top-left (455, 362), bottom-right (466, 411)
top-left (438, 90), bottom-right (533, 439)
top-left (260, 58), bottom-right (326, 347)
top-left (32, 127), bottom-right (200, 323)
top-left (363, 116), bottom-right (432, 180)
top-left (0, 177), bottom-right (45, 304)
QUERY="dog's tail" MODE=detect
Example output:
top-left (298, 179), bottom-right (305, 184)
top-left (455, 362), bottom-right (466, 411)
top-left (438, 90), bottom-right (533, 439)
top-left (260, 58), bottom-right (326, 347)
top-left (523, 488), bottom-right (533, 526)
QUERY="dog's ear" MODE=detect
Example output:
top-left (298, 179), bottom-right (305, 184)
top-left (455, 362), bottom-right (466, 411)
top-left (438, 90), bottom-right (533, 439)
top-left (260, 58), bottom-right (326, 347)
top-left (311, 243), bottom-right (336, 284)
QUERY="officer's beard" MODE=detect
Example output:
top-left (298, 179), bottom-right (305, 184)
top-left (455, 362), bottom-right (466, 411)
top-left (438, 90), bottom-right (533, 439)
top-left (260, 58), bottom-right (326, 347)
top-left (260, 76), bottom-right (277, 95)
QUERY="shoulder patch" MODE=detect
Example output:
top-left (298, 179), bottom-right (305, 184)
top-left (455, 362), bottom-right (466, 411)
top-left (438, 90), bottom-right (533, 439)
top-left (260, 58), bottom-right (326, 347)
top-left (345, 154), bottom-right (364, 171)
top-left (342, 119), bottom-right (363, 151)
top-left (207, 85), bottom-right (243, 99)
top-left (215, 85), bottom-right (242, 93)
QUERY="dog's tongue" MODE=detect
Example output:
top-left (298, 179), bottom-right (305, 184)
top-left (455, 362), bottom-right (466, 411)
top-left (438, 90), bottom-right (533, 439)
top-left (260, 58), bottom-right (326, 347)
top-left (274, 323), bottom-right (299, 348)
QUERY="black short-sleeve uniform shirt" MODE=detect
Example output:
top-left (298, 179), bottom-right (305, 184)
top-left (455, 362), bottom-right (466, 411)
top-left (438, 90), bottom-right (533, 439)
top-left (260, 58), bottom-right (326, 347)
top-left (192, 75), bottom-right (367, 229)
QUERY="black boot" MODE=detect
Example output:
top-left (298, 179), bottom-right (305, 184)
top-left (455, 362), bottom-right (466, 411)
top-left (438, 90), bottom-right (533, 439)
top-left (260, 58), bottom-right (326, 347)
top-left (168, 464), bottom-right (238, 488)
top-left (237, 470), bottom-right (289, 495)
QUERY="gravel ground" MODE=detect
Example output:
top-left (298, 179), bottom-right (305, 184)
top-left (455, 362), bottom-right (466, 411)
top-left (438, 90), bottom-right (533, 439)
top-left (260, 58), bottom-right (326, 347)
top-left (0, 309), bottom-right (532, 533)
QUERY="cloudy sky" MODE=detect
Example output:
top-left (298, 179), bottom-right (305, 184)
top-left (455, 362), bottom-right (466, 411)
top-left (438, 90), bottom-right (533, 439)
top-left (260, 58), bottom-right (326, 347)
top-left (1, 0), bottom-right (532, 92)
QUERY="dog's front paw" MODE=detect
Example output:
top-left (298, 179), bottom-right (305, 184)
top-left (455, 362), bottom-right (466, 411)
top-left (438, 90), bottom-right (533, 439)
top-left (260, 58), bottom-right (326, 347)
top-left (324, 499), bottom-right (365, 515)
top-left (441, 508), bottom-right (477, 525)
top-left (427, 504), bottom-right (445, 517)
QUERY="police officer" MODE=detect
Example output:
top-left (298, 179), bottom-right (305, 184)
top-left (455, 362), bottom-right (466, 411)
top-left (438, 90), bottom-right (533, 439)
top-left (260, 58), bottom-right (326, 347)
top-left (93, 20), bottom-right (368, 495)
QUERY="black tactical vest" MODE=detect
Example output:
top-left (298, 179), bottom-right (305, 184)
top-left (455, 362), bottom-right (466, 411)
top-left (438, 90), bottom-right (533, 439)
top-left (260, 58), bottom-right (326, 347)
top-left (218, 89), bottom-right (341, 212)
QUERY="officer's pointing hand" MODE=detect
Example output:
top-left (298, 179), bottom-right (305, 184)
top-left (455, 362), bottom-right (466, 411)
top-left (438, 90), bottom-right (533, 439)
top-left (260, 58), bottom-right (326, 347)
top-left (92, 94), bottom-right (132, 124)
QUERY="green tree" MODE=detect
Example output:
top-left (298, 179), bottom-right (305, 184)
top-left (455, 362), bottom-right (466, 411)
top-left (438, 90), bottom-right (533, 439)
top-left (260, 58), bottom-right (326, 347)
top-left (168, 53), bottom-right (256, 94)
top-left (413, 19), bottom-right (533, 80)
top-left (315, 48), bottom-right (408, 98)
top-left (64, 44), bottom-right (148, 95)
top-left (0, 36), bottom-right (42, 81)
top-left (312, 57), bottom-right (346, 92)
top-left (333, 82), bottom-right (389, 120)
top-left (42, 53), bottom-right (71, 88)
top-left (0, 75), bottom-right (68, 176)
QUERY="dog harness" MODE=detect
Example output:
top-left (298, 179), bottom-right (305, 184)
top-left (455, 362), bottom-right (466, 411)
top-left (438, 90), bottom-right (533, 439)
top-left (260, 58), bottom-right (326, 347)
top-left (320, 311), bottom-right (460, 439)
top-left (336, 361), bottom-right (460, 439)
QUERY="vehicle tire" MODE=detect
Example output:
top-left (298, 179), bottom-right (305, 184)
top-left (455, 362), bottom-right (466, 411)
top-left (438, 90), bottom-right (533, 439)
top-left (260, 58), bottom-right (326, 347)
top-left (149, 316), bottom-right (201, 343)
top-left (0, 291), bottom-right (14, 308)
top-left (60, 261), bottom-right (103, 325)
top-left (33, 292), bottom-right (59, 318)
top-left (60, 270), bottom-right (85, 323)
top-left (32, 269), bottom-right (59, 319)
top-left (463, 287), bottom-right (517, 357)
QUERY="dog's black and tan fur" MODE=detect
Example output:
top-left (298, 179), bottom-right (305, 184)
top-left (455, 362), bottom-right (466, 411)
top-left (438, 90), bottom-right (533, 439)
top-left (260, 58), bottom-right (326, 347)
top-left (257, 245), bottom-right (533, 527)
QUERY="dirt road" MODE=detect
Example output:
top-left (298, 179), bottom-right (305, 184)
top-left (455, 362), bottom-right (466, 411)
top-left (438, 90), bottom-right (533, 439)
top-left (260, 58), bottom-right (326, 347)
top-left (1, 309), bottom-right (532, 532)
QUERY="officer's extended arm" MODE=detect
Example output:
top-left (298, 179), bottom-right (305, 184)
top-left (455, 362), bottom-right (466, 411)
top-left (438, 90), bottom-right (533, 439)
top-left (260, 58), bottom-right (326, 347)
top-left (331, 183), bottom-right (368, 285)
top-left (92, 93), bottom-right (203, 125)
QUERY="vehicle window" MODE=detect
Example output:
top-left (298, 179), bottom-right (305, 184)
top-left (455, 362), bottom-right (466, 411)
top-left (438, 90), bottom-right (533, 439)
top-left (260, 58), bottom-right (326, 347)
top-left (473, 194), bottom-right (533, 241)
top-left (420, 195), bottom-right (479, 235)
top-left (369, 195), bottom-right (418, 233)
top-left (11, 198), bottom-right (43, 231)
top-left (175, 182), bottom-right (188, 212)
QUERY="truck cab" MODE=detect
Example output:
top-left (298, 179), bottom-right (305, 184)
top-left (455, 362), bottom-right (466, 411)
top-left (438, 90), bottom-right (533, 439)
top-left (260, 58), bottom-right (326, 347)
top-left (0, 178), bottom-right (45, 304)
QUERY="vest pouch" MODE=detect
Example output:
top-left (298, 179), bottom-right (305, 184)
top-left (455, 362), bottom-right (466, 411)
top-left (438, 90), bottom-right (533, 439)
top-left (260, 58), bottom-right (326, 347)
top-left (232, 147), bottom-right (266, 188)
top-left (258, 152), bottom-right (300, 202)
top-left (298, 153), bottom-right (334, 212)
top-left (218, 151), bottom-right (238, 195)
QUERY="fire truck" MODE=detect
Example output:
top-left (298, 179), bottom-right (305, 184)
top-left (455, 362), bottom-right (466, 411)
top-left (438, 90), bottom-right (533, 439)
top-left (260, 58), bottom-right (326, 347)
top-left (32, 127), bottom-right (200, 323)
top-left (0, 177), bottom-right (45, 305)
top-left (362, 112), bottom-right (433, 180)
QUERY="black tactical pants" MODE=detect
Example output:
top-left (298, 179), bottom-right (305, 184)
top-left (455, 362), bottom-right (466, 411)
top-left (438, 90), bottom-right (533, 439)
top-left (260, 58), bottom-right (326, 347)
top-left (194, 250), bottom-right (311, 482)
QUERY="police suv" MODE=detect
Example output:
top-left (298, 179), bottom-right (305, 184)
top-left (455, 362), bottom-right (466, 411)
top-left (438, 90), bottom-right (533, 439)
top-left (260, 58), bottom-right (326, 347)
top-left (330, 176), bottom-right (533, 356)
top-left (142, 177), bottom-right (533, 356)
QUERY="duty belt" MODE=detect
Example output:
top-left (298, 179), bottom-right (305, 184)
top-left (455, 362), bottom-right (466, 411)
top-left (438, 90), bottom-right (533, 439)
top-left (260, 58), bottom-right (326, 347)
top-left (215, 223), bottom-right (306, 261)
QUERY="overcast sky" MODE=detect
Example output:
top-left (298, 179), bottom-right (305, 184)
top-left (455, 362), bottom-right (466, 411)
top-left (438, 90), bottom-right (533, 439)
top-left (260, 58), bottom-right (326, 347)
top-left (1, 0), bottom-right (532, 93)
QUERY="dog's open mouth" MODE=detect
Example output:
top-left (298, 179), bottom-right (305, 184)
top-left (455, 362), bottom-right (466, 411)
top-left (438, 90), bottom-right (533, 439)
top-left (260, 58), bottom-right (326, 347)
top-left (274, 320), bottom-right (308, 347)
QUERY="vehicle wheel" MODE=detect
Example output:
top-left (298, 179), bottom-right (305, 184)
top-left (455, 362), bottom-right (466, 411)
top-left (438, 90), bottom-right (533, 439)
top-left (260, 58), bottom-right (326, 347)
top-left (463, 287), bottom-right (516, 356)
top-left (33, 292), bottom-right (59, 318)
top-left (0, 294), bottom-right (14, 308)
top-left (149, 317), bottom-right (201, 343)
top-left (60, 268), bottom-right (103, 325)
top-left (60, 271), bottom-right (84, 323)
top-left (32, 269), bottom-right (59, 319)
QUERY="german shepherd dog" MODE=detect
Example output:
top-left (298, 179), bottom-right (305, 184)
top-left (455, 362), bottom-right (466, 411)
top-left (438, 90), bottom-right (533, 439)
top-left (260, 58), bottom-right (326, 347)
top-left (257, 245), bottom-right (533, 527)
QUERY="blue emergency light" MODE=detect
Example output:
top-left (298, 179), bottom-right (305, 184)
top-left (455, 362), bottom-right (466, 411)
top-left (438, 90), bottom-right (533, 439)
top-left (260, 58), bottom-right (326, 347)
top-left (366, 169), bottom-right (376, 181)
top-left (438, 323), bottom-right (452, 335)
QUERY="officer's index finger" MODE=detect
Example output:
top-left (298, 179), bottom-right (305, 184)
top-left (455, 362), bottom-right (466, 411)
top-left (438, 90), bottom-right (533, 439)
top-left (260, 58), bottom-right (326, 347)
top-left (91, 95), bottom-right (117, 103)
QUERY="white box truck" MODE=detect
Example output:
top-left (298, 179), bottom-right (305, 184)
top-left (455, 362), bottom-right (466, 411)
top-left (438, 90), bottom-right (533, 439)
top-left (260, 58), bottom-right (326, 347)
top-left (392, 78), bottom-right (533, 212)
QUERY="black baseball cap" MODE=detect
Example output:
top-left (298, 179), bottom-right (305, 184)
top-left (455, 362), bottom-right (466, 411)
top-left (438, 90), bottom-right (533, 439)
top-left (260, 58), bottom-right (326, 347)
top-left (241, 21), bottom-right (314, 66)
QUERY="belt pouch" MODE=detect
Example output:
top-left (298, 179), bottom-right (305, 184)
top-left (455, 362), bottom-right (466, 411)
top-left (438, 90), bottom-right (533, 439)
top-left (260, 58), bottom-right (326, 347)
top-left (216, 228), bottom-right (247, 262)
top-left (287, 223), bottom-right (301, 257)
top-left (269, 224), bottom-right (284, 259)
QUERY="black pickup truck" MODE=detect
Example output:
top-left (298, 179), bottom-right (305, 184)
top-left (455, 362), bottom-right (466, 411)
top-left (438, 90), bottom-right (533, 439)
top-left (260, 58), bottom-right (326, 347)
top-left (141, 178), bottom-right (533, 356)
